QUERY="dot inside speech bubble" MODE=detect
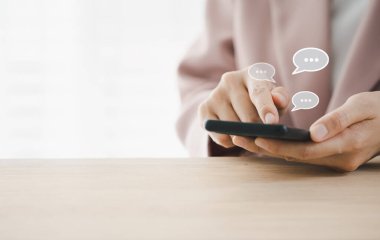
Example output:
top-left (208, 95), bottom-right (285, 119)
top-left (248, 63), bottom-right (276, 83)
top-left (292, 48), bottom-right (329, 75)
top-left (291, 91), bottom-right (320, 112)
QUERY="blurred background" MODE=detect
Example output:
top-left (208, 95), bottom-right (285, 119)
top-left (0, 0), bottom-right (204, 158)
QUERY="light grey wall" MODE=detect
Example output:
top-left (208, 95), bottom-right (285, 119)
top-left (0, 0), bottom-right (204, 158)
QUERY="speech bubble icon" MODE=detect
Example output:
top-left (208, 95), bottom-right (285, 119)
top-left (292, 48), bottom-right (329, 75)
top-left (248, 63), bottom-right (276, 83)
top-left (291, 91), bottom-right (320, 112)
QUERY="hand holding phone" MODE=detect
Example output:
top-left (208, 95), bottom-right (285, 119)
top-left (197, 67), bottom-right (291, 148)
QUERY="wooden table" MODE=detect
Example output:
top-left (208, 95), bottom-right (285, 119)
top-left (1, 157), bottom-right (380, 240)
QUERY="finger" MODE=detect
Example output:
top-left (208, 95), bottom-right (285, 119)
top-left (233, 136), bottom-right (260, 152)
top-left (255, 116), bottom-right (373, 161)
top-left (255, 126), bottom-right (372, 172)
top-left (271, 86), bottom-right (290, 110)
top-left (254, 122), bottom-right (370, 161)
top-left (200, 109), bottom-right (234, 149)
top-left (253, 137), bottom-right (342, 166)
top-left (246, 80), bottom-right (278, 124)
top-left (310, 96), bottom-right (372, 142)
top-left (206, 113), bottom-right (235, 149)
top-left (254, 136), bottom-right (342, 161)
top-left (296, 150), bottom-right (370, 172)
top-left (230, 88), bottom-right (260, 123)
top-left (232, 136), bottom-right (278, 157)
top-left (214, 101), bottom-right (240, 122)
top-left (211, 104), bottom-right (240, 148)
top-left (286, 153), bottom-right (355, 171)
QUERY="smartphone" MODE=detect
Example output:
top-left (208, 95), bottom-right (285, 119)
top-left (205, 120), bottom-right (311, 141)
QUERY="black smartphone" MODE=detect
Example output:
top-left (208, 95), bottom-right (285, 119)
top-left (205, 120), bottom-right (311, 141)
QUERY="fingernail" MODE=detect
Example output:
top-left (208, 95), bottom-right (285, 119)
top-left (265, 113), bottom-right (275, 124)
top-left (311, 124), bottom-right (328, 141)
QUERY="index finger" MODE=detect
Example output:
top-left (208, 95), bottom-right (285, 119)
top-left (246, 80), bottom-right (278, 124)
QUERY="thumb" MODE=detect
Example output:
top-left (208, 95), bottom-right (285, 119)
top-left (310, 96), bottom-right (370, 142)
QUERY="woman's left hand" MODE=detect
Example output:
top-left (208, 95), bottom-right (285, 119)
top-left (233, 91), bottom-right (380, 172)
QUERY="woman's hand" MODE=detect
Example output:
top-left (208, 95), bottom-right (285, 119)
top-left (234, 91), bottom-right (380, 172)
top-left (198, 68), bottom-right (290, 148)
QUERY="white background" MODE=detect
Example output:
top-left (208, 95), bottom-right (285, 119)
top-left (0, 0), bottom-right (204, 158)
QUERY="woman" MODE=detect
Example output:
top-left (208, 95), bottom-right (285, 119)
top-left (176, 0), bottom-right (380, 171)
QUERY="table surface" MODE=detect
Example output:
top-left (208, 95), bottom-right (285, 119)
top-left (1, 157), bottom-right (380, 240)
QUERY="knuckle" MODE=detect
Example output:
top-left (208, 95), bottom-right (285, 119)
top-left (221, 72), bottom-right (238, 86)
top-left (347, 92), bottom-right (369, 103)
top-left (250, 85), bottom-right (267, 97)
top-left (198, 101), bottom-right (210, 117)
top-left (350, 132), bottom-right (365, 151)
top-left (258, 104), bottom-right (275, 115)
top-left (347, 93), bottom-right (360, 104)
top-left (329, 111), bottom-right (348, 130)
top-left (209, 89), bottom-right (226, 105)
top-left (347, 92), bottom-right (370, 109)
top-left (198, 101), bottom-right (207, 112)
top-left (231, 90), bottom-right (247, 102)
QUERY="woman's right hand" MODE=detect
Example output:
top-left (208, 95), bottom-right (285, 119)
top-left (198, 68), bottom-right (290, 148)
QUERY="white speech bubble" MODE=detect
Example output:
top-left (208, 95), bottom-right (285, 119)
top-left (291, 91), bottom-right (320, 112)
top-left (292, 48), bottom-right (329, 75)
top-left (248, 63), bottom-right (276, 83)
